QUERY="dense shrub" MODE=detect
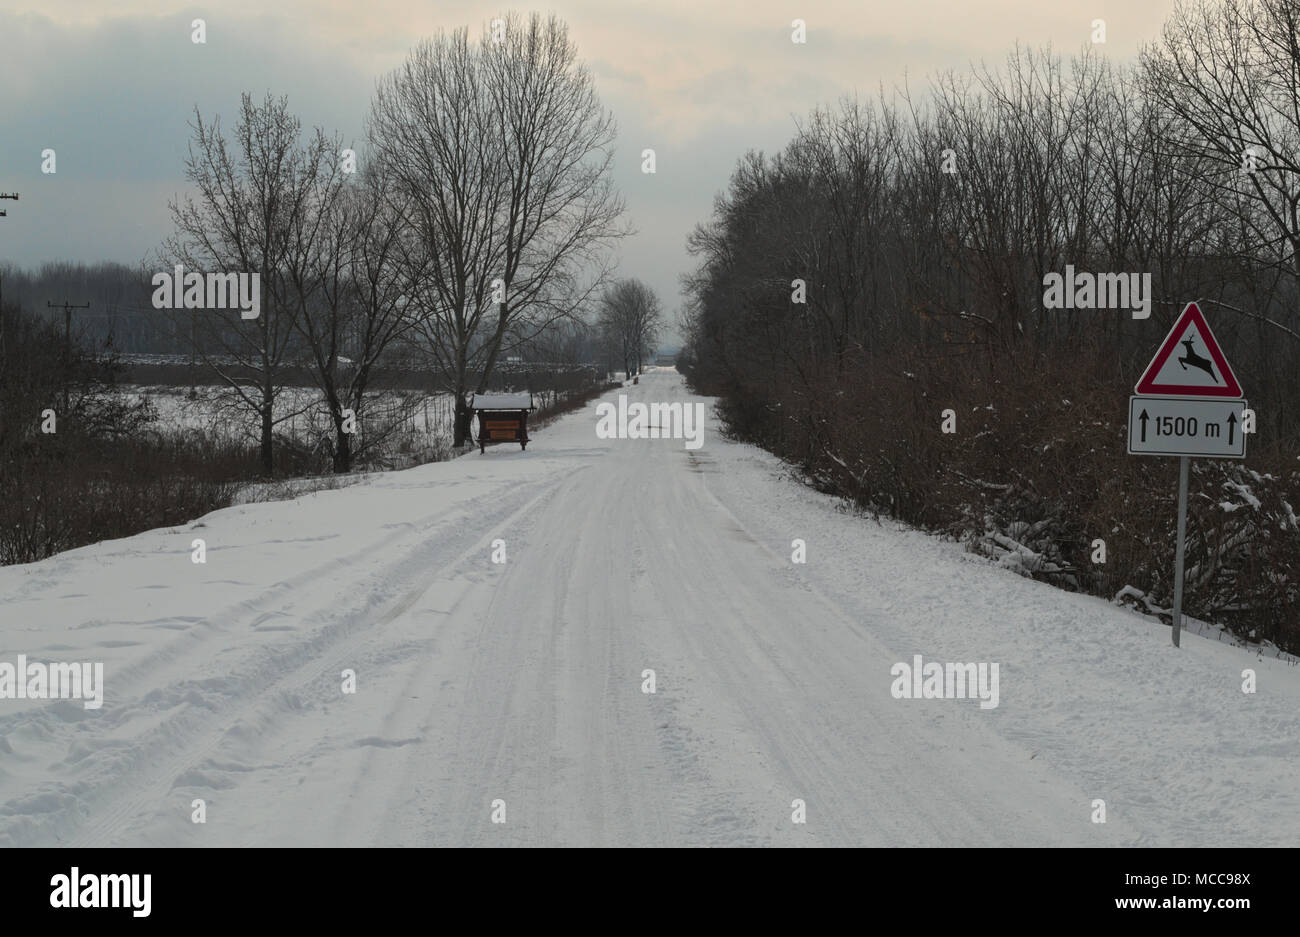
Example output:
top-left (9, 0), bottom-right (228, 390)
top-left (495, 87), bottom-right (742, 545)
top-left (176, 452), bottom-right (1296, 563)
top-left (696, 339), bottom-right (1300, 654)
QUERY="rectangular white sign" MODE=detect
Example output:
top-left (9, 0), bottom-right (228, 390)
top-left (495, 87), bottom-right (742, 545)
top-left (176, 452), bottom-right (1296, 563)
top-left (1128, 396), bottom-right (1247, 458)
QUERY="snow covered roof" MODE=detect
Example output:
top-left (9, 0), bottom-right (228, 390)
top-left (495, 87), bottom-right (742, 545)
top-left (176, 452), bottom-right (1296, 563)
top-left (471, 393), bottom-right (533, 410)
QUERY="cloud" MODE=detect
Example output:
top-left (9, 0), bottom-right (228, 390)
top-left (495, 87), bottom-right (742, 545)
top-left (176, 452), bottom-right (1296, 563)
top-left (0, 1), bottom-right (1181, 345)
top-left (0, 9), bottom-right (373, 267)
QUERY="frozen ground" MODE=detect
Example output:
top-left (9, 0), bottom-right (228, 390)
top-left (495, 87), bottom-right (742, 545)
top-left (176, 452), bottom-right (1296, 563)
top-left (1, 369), bottom-right (1296, 846)
top-left (119, 386), bottom-right (457, 443)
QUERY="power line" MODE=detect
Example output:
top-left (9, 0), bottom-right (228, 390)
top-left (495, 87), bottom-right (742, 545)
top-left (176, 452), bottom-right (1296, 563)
top-left (0, 191), bottom-right (16, 218)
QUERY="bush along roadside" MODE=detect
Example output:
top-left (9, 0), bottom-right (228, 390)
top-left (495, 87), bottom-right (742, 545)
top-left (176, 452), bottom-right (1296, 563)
top-left (688, 346), bottom-right (1299, 658)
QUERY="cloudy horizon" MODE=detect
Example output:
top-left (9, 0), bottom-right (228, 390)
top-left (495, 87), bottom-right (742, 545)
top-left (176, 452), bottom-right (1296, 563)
top-left (1, 1), bottom-right (1179, 346)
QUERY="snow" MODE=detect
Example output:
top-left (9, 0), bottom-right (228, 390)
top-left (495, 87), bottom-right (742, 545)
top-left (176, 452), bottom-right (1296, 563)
top-left (470, 393), bottom-right (533, 411)
top-left (1, 369), bottom-right (1297, 846)
top-left (119, 386), bottom-right (459, 442)
top-left (1224, 480), bottom-right (1262, 511)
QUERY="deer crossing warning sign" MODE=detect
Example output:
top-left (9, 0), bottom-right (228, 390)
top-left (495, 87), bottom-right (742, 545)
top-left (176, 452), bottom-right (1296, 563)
top-left (1128, 303), bottom-right (1246, 458)
top-left (1133, 301), bottom-right (1242, 398)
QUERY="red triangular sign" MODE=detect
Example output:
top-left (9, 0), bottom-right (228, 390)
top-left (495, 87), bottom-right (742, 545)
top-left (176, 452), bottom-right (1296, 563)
top-left (1135, 302), bottom-right (1243, 397)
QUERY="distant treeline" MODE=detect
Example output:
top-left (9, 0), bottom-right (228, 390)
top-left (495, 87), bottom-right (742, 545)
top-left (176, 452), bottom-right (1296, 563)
top-left (112, 358), bottom-right (600, 392)
top-left (0, 261), bottom-right (161, 352)
top-left (0, 261), bottom-right (608, 371)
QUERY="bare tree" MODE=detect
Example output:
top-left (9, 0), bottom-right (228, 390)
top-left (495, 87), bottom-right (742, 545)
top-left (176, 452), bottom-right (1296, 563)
top-left (598, 279), bottom-right (662, 377)
top-left (369, 29), bottom-right (501, 447)
top-left (478, 12), bottom-right (628, 382)
top-left (369, 13), bottom-right (626, 447)
top-left (163, 93), bottom-right (337, 474)
top-left (296, 163), bottom-right (420, 472)
top-left (1142, 0), bottom-right (1300, 344)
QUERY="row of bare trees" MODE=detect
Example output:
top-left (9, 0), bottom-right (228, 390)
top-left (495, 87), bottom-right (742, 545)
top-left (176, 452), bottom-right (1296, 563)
top-left (680, 0), bottom-right (1300, 650)
top-left (161, 11), bottom-right (626, 471)
top-left (597, 278), bottom-right (663, 378)
top-left (685, 0), bottom-right (1300, 424)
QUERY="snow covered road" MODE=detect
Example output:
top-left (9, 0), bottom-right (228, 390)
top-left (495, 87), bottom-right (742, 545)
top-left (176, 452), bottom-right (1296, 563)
top-left (1, 369), bottom-right (1297, 847)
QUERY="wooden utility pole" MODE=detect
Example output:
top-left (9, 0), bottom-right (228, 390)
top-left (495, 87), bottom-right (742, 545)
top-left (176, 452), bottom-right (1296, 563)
top-left (48, 300), bottom-right (91, 412)
top-left (0, 196), bottom-right (21, 377)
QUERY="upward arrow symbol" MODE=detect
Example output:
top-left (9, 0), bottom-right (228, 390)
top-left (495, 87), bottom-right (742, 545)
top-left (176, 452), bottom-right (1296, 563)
top-left (1139, 409), bottom-right (1149, 443)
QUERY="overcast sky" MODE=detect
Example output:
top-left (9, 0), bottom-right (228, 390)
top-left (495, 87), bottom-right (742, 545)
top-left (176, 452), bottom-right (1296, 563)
top-left (0, 1), bottom-right (1180, 347)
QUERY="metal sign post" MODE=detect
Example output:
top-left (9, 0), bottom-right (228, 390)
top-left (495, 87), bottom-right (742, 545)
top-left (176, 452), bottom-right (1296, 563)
top-left (1171, 456), bottom-right (1189, 648)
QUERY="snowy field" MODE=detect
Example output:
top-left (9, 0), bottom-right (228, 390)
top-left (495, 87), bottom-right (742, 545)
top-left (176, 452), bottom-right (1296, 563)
top-left (0, 369), bottom-right (1296, 846)
top-left (119, 385), bottom-right (459, 444)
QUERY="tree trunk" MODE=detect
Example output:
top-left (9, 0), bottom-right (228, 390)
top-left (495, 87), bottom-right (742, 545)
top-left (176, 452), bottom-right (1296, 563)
top-left (453, 390), bottom-right (471, 448)
top-left (260, 393), bottom-right (274, 476)
top-left (334, 426), bottom-right (352, 473)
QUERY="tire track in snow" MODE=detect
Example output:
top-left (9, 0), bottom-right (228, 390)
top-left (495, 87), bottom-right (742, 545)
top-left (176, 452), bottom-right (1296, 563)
top-left (36, 473), bottom-right (572, 847)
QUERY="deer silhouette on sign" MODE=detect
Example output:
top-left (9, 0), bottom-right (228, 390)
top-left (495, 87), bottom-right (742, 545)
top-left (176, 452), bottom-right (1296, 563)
top-left (1178, 337), bottom-right (1219, 383)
